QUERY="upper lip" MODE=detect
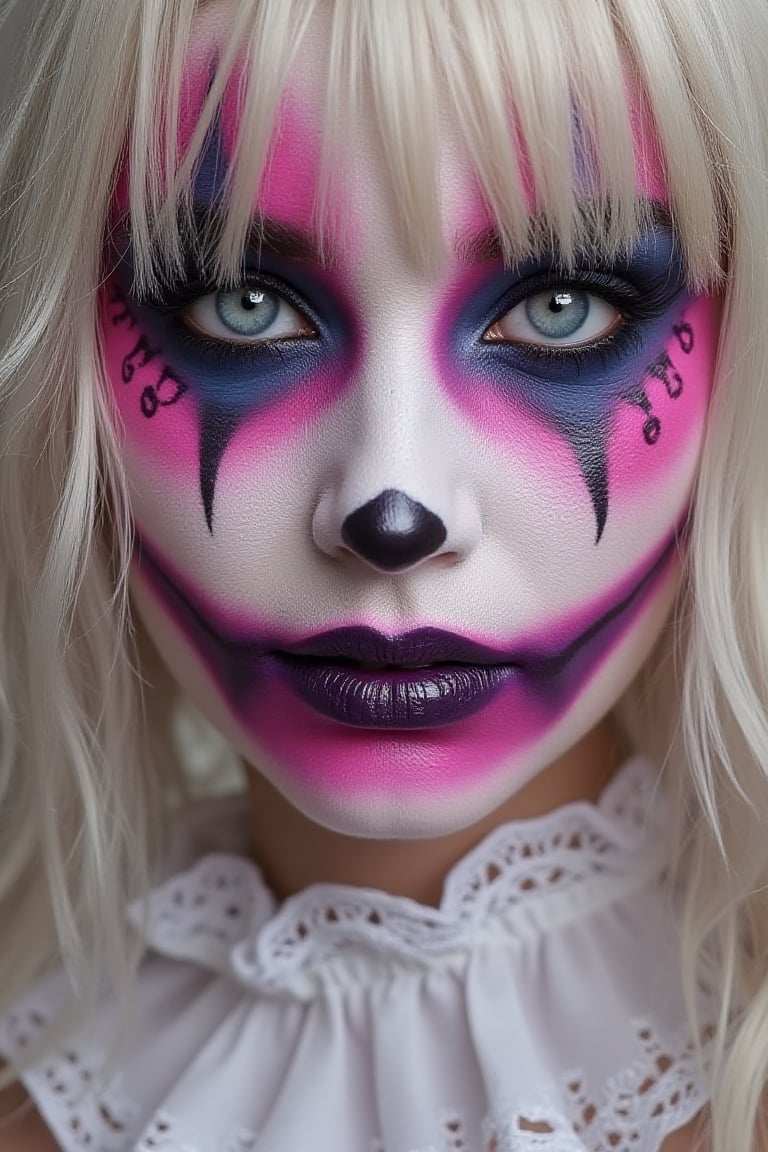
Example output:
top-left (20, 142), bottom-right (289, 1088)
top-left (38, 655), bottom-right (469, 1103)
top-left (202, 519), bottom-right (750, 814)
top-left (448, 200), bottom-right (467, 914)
top-left (276, 627), bottom-right (516, 667)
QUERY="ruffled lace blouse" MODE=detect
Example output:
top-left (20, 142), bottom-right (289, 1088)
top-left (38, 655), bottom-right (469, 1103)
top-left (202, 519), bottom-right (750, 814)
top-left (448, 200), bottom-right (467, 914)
top-left (0, 757), bottom-right (711, 1152)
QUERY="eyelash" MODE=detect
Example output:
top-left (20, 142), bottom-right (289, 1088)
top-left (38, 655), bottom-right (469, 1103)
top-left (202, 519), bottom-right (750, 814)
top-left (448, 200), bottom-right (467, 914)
top-left (144, 260), bottom-right (684, 376)
top-left (482, 268), bottom-right (683, 374)
top-left (148, 272), bottom-right (318, 368)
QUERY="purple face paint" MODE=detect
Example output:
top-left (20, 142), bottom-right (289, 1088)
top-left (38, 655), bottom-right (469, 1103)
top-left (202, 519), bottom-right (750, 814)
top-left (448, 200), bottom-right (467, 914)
top-left (433, 235), bottom-right (717, 544)
top-left (100, 16), bottom-right (722, 837)
top-left (131, 522), bottom-right (680, 803)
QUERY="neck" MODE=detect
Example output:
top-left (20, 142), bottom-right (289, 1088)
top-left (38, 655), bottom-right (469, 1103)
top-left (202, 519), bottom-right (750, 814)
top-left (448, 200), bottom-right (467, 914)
top-left (245, 718), bottom-right (629, 908)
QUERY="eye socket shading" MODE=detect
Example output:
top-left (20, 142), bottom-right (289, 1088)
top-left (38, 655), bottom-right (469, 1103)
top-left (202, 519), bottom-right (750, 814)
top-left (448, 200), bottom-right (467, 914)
top-left (485, 288), bottom-right (621, 348)
top-left (183, 285), bottom-right (316, 344)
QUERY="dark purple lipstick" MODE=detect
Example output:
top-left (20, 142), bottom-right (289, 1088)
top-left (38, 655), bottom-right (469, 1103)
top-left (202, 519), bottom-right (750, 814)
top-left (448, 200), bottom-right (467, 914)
top-left (272, 628), bottom-right (518, 728)
top-left (135, 522), bottom-right (682, 737)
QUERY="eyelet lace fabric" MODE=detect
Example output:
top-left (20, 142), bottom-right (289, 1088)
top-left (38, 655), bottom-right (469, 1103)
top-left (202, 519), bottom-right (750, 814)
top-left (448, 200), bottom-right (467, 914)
top-left (0, 758), bottom-right (713, 1152)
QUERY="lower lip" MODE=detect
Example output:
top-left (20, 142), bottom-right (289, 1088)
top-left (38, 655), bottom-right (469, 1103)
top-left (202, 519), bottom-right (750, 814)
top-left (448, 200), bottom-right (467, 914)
top-left (272, 655), bottom-right (516, 728)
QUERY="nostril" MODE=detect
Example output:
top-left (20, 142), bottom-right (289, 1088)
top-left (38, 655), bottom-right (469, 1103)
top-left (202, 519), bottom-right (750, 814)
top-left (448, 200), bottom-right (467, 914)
top-left (341, 489), bottom-right (447, 572)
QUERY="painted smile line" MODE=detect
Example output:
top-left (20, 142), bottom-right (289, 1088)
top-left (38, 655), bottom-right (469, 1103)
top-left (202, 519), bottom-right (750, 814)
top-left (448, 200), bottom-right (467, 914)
top-left (135, 526), bottom-right (682, 732)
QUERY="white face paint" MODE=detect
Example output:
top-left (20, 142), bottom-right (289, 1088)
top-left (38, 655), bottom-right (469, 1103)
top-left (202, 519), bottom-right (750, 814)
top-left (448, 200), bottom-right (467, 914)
top-left (101, 3), bottom-right (720, 837)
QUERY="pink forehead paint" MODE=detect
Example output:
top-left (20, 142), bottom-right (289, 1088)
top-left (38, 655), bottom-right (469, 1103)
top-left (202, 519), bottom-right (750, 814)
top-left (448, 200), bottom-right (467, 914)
top-left (113, 45), bottom-right (356, 250)
top-left (220, 77), bottom-right (324, 233)
top-left (178, 51), bottom-right (356, 250)
top-left (111, 42), bottom-right (211, 219)
top-left (626, 83), bottom-right (669, 203)
top-left (455, 85), bottom-right (669, 250)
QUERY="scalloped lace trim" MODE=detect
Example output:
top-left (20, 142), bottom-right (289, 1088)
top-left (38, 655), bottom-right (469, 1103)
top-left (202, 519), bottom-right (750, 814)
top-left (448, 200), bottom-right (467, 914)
top-left (127, 758), bottom-right (664, 986)
top-left (1, 1004), bottom-right (709, 1152)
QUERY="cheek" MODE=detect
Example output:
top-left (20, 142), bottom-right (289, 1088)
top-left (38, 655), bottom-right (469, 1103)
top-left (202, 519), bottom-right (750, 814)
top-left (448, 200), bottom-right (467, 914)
top-left (605, 296), bottom-right (718, 503)
top-left (100, 282), bottom-right (358, 505)
top-left (102, 286), bottom-right (200, 474)
top-left (433, 290), bottom-right (718, 547)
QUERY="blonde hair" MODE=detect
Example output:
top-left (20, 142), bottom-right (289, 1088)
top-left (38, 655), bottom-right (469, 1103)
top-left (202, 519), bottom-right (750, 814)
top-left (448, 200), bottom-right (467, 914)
top-left (1, 0), bottom-right (768, 1147)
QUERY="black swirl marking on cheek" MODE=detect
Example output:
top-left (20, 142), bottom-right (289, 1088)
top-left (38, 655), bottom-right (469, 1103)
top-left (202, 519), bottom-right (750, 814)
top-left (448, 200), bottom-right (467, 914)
top-left (199, 405), bottom-right (241, 533)
top-left (647, 350), bottom-right (684, 399)
top-left (621, 329), bottom-right (694, 451)
top-left (122, 335), bottom-right (161, 384)
top-left (564, 422), bottom-right (609, 544)
top-left (140, 366), bottom-right (189, 419)
top-left (625, 383), bottom-right (662, 446)
top-left (673, 322), bottom-right (695, 355)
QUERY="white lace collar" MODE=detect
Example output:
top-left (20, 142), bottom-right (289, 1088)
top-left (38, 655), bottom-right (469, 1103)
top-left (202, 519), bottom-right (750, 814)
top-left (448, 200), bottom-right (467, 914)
top-left (0, 757), bottom-right (713, 1152)
top-left (126, 755), bottom-right (667, 993)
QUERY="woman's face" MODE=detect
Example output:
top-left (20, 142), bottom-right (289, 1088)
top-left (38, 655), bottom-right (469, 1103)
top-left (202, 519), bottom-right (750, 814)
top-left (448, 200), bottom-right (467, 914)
top-left (101, 7), bottom-right (720, 837)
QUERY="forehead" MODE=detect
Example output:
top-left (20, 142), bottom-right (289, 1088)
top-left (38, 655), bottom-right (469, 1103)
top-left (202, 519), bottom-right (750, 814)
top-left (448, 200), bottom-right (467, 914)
top-left (178, 0), bottom-right (667, 259)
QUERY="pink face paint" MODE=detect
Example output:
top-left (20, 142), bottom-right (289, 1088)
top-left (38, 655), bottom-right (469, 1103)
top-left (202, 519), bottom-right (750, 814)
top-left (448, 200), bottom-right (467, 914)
top-left (132, 520), bottom-right (680, 810)
top-left (102, 268), bottom-right (361, 509)
top-left (100, 8), bottom-right (722, 837)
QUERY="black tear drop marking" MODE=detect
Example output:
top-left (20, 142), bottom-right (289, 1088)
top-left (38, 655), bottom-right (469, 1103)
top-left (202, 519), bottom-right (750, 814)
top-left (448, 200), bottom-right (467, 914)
top-left (565, 423), bottom-right (609, 544)
top-left (342, 489), bottom-right (447, 571)
top-left (199, 406), bottom-right (241, 533)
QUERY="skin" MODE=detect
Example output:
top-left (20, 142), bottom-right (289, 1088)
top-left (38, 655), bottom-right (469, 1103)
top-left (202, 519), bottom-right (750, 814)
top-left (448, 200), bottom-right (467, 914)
top-left (1, 6), bottom-right (728, 1150)
top-left (98, 4), bottom-right (722, 910)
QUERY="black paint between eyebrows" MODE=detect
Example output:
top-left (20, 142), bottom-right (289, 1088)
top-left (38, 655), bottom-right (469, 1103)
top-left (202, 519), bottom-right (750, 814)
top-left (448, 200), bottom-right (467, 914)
top-left (454, 201), bottom-right (674, 267)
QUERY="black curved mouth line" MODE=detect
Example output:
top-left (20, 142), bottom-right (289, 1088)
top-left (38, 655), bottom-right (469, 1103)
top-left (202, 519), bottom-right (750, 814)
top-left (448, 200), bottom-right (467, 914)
top-left (134, 518), bottom-right (684, 703)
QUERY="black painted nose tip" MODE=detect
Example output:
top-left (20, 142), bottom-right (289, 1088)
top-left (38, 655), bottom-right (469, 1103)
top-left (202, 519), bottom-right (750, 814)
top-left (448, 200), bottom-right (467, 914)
top-left (341, 489), bottom-right (447, 571)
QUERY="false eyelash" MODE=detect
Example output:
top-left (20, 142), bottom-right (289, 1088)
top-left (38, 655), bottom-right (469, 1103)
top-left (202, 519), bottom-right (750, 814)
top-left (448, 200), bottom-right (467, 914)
top-left (141, 268), bottom-right (320, 368)
top-left (141, 262), bottom-right (315, 319)
top-left (484, 267), bottom-right (685, 332)
top-left (478, 262), bottom-right (687, 377)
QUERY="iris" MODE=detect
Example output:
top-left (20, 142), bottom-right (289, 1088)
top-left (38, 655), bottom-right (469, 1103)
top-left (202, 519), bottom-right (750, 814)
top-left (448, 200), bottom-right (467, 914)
top-left (525, 289), bottom-right (590, 341)
top-left (216, 288), bottom-right (280, 336)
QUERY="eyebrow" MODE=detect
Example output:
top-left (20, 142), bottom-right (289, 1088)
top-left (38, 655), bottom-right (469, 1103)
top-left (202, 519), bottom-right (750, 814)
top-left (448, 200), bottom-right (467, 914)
top-left (189, 207), bottom-right (327, 266)
top-left (254, 219), bottom-right (326, 264)
top-left (455, 227), bottom-right (504, 265)
top-left (454, 201), bottom-right (673, 267)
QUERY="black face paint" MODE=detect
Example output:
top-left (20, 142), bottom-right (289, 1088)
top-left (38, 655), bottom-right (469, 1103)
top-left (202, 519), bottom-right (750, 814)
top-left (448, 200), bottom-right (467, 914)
top-left (445, 212), bottom-right (692, 543)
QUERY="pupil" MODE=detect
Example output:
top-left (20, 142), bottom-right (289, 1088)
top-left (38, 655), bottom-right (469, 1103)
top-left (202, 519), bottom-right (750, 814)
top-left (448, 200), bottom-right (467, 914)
top-left (241, 290), bottom-right (264, 312)
top-left (525, 287), bottom-right (589, 340)
top-left (550, 292), bottom-right (573, 314)
top-left (216, 285), bottom-right (280, 336)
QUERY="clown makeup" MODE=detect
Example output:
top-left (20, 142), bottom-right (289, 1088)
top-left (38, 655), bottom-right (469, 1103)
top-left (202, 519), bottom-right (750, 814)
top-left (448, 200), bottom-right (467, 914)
top-left (100, 9), bottom-right (720, 839)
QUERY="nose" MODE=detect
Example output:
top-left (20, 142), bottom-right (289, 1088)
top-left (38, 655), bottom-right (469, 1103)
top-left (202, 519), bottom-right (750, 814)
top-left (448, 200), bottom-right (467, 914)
top-left (341, 489), bottom-right (447, 571)
top-left (311, 337), bottom-right (483, 574)
top-left (313, 468), bottom-right (481, 575)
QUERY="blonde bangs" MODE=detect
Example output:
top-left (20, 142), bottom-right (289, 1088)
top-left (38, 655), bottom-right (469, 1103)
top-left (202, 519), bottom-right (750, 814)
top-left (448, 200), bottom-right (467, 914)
top-left (127, 0), bottom-right (728, 293)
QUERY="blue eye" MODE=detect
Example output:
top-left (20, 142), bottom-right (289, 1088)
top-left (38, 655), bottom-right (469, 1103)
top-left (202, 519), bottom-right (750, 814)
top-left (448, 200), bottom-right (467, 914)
top-left (183, 283), bottom-right (316, 345)
top-left (485, 287), bottom-right (621, 349)
top-left (216, 288), bottom-right (280, 336)
top-left (525, 289), bottom-right (590, 339)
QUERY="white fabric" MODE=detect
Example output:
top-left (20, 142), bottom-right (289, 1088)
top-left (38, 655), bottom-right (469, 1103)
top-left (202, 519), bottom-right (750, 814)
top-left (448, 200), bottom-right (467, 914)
top-left (0, 757), bottom-right (712, 1152)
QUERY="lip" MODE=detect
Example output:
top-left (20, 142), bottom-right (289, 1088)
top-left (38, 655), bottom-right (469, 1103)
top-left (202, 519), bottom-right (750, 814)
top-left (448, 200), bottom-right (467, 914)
top-left (278, 627), bottom-right (514, 667)
top-left (272, 629), bottom-right (518, 728)
top-left (135, 522), bottom-right (682, 737)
